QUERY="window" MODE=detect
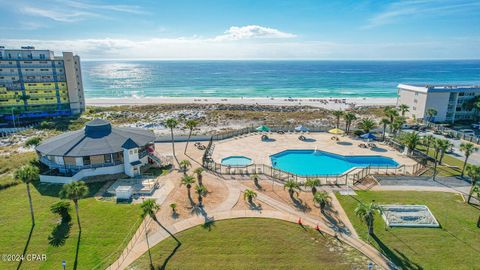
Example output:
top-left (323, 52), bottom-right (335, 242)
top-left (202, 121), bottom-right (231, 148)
top-left (104, 154), bottom-right (112, 163)
top-left (82, 156), bottom-right (91, 165)
top-left (39, 54), bottom-right (45, 60)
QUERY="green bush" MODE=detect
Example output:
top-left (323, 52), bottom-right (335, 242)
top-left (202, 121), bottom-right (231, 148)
top-left (24, 136), bottom-right (42, 147)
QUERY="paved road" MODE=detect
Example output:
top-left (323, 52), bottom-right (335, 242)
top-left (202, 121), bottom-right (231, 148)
top-left (403, 129), bottom-right (480, 166)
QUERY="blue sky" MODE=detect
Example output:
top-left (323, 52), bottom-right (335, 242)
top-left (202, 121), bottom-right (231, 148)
top-left (0, 0), bottom-right (479, 59)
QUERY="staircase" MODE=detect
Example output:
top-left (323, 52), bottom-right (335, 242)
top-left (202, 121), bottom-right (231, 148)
top-left (147, 152), bottom-right (173, 167)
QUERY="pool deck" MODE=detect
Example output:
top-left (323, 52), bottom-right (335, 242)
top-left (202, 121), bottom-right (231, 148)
top-left (211, 132), bottom-right (416, 170)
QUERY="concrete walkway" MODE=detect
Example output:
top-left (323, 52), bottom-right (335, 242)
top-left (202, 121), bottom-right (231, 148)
top-left (110, 178), bottom-right (394, 270)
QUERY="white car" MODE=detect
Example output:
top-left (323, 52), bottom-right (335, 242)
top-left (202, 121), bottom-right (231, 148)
top-left (472, 123), bottom-right (480, 129)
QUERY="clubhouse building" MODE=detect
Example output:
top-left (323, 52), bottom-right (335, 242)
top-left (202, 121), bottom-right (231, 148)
top-left (36, 119), bottom-right (162, 183)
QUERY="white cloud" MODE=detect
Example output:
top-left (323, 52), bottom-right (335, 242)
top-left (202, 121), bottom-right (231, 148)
top-left (17, 1), bottom-right (146, 23)
top-left (20, 6), bottom-right (97, 22)
top-left (214, 25), bottom-right (296, 41)
top-left (364, 0), bottom-right (480, 29)
top-left (2, 36), bottom-right (479, 60)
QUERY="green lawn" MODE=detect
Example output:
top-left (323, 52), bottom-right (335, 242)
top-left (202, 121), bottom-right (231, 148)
top-left (128, 218), bottom-right (372, 270)
top-left (0, 181), bottom-right (141, 270)
top-left (336, 191), bottom-right (480, 270)
top-left (415, 144), bottom-right (468, 177)
top-left (0, 152), bottom-right (37, 189)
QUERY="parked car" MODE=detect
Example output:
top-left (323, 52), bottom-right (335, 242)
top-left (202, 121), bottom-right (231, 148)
top-left (472, 123), bottom-right (480, 129)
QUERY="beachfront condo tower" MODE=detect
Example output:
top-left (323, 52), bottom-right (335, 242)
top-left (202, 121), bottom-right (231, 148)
top-left (397, 84), bottom-right (480, 123)
top-left (0, 46), bottom-right (85, 126)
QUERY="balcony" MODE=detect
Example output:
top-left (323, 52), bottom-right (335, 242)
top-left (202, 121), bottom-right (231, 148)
top-left (40, 156), bottom-right (124, 172)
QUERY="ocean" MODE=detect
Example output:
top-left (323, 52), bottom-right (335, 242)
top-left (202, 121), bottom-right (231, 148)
top-left (82, 60), bottom-right (480, 98)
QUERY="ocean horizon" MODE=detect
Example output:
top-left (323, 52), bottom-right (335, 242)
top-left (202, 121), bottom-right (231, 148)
top-left (82, 60), bottom-right (480, 99)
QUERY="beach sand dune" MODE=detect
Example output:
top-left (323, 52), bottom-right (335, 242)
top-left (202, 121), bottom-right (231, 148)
top-left (86, 96), bottom-right (396, 109)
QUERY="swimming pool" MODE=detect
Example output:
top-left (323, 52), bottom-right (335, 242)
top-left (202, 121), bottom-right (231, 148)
top-left (270, 150), bottom-right (399, 176)
top-left (221, 156), bottom-right (253, 167)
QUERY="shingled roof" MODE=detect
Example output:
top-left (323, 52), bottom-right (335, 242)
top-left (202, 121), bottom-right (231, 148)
top-left (36, 119), bottom-right (155, 157)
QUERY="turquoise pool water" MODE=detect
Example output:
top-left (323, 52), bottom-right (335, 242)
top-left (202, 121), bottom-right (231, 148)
top-left (270, 150), bottom-right (399, 176)
top-left (221, 156), bottom-right (253, 167)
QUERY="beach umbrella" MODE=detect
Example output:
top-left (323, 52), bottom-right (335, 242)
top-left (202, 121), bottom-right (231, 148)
top-left (295, 125), bottom-right (310, 132)
top-left (328, 128), bottom-right (344, 135)
top-left (256, 125), bottom-right (271, 132)
top-left (360, 133), bottom-right (376, 140)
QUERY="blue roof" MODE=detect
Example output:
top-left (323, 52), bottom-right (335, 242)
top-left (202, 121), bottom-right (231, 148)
top-left (122, 138), bottom-right (139, 149)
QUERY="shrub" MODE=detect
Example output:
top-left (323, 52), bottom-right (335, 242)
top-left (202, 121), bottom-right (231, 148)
top-left (24, 137), bottom-right (42, 147)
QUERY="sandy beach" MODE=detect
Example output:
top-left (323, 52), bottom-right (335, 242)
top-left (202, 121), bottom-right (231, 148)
top-left (86, 96), bottom-right (397, 109)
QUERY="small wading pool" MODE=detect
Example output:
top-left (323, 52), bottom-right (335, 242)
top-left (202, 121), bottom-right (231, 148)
top-left (270, 149), bottom-right (399, 176)
top-left (381, 205), bottom-right (440, 228)
top-left (221, 156), bottom-right (253, 167)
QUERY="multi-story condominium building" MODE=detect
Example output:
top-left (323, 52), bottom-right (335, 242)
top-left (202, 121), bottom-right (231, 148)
top-left (397, 84), bottom-right (480, 123)
top-left (0, 46), bottom-right (85, 125)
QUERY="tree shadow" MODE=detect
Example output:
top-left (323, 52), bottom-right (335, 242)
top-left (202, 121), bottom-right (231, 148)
top-left (371, 234), bottom-right (422, 270)
top-left (149, 218), bottom-right (182, 270)
top-left (290, 194), bottom-right (311, 213)
top-left (190, 205), bottom-right (215, 230)
top-left (73, 230), bottom-right (81, 270)
top-left (16, 224), bottom-right (34, 270)
top-left (321, 205), bottom-right (351, 235)
top-left (370, 147), bottom-right (388, 153)
top-left (337, 141), bottom-right (352, 146)
top-left (247, 201), bottom-right (263, 211)
top-left (48, 221), bottom-right (72, 247)
top-left (48, 213), bottom-right (72, 247)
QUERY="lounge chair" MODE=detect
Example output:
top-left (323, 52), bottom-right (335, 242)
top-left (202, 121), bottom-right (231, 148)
top-left (368, 143), bottom-right (377, 148)
top-left (358, 143), bottom-right (367, 148)
top-left (298, 135), bottom-right (306, 141)
top-left (261, 135), bottom-right (269, 141)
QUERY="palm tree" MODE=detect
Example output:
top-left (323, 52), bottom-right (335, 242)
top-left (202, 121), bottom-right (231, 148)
top-left (466, 165), bottom-right (480, 203)
top-left (195, 184), bottom-right (208, 207)
top-left (423, 134), bottom-right (434, 155)
top-left (436, 139), bottom-right (452, 165)
top-left (391, 117), bottom-right (405, 136)
top-left (313, 191), bottom-right (330, 213)
top-left (59, 181), bottom-right (89, 231)
top-left (332, 110), bottom-right (344, 129)
top-left (181, 175), bottom-right (196, 203)
top-left (402, 131), bottom-right (420, 155)
top-left (432, 138), bottom-right (443, 180)
top-left (14, 165), bottom-right (39, 225)
top-left (426, 108), bottom-right (438, 122)
top-left (179, 159), bottom-right (191, 174)
top-left (193, 167), bottom-right (204, 186)
top-left (283, 179), bottom-right (301, 199)
top-left (380, 118), bottom-right (390, 141)
top-left (141, 198), bottom-right (160, 220)
top-left (354, 202), bottom-right (381, 236)
top-left (343, 112), bottom-right (357, 134)
top-left (462, 96), bottom-right (480, 121)
top-left (170, 203), bottom-right (177, 214)
top-left (165, 118), bottom-right (179, 164)
top-left (184, 119), bottom-right (199, 154)
top-left (243, 189), bottom-right (257, 204)
top-left (384, 107), bottom-right (399, 132)
top-left (304, 178), bottom-right (321, 195)
top-left (140, 198), bottom-right (160, 270)
top-left (460, 143), bottom-right (479, 177)
top-left (357, 118), bottom-right (377, 133)
top-left (398, 104), bottom-right (410, 116)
